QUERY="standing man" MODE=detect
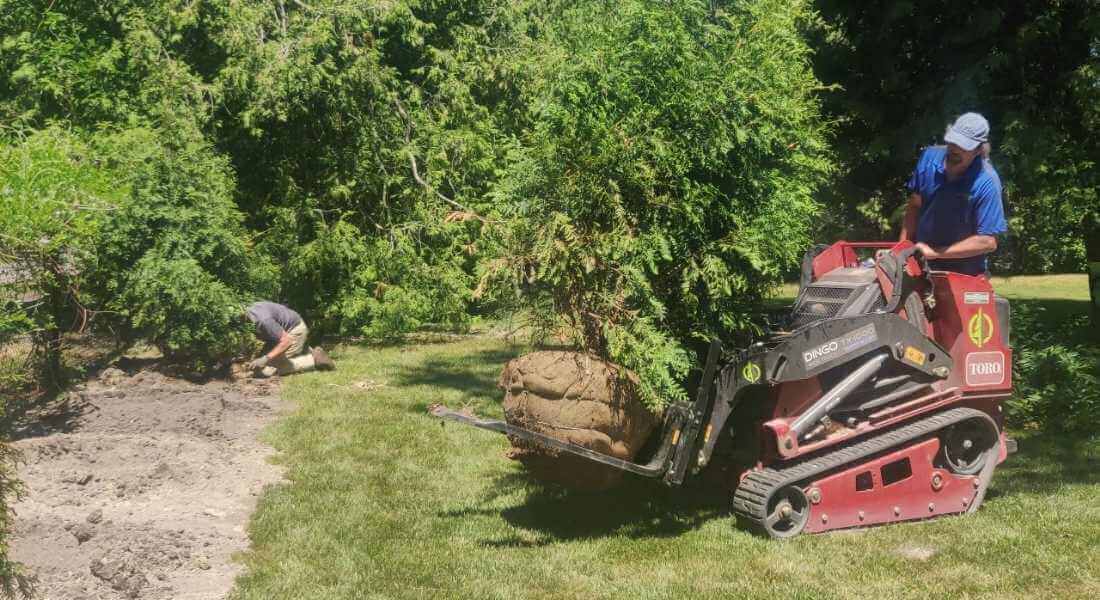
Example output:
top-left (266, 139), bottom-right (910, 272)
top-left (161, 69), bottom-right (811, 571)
top-left (245, 301), bottom-right (335, 376)
top-left (899, 112), bottom-right (1008, 276)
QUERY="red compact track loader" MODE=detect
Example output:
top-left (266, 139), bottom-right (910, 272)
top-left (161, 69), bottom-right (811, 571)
top-left (432, 241), bottom-right (1016, 537)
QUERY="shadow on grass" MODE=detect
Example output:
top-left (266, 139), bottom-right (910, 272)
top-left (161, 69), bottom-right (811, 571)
top-left (1009, 298), bottom-right (1096, 346)
top-left (442, 470), bottom-right (726, 545)
top-left (438, 428), bottom-right (1100, 543)
top-left (394, 347), bottom-right (522, 413)
top-left (990, 430), bottom-right (1100, 499)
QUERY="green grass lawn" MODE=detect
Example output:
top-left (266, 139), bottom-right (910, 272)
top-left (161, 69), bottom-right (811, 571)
top-left (232, 275), bottom-right (1099, 600)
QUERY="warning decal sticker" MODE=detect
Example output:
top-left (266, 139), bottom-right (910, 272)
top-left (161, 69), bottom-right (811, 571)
top-left (741, 362), bottom-right (762, 384)
top-left (903, 346), bottom-right (926, 366)
top-left (964, 291), bottom-right (991, 305)
top-left (967, 308), bottom-right (995, 348)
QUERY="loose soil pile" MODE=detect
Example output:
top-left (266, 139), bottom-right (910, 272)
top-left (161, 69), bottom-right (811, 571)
top-left (8, 363), bottom-right (283, 599)
top-left (499, 351), bottom-right (660, 491)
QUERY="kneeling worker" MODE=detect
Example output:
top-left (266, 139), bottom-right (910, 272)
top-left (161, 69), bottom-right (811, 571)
top-left (245, 301), bottom-right (335, 376)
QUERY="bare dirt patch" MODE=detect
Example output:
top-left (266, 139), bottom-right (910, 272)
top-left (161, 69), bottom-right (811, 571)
top-left (8, 364), bottom-right (283, 599)
top-left (896, 544), bottom-right (938, 561)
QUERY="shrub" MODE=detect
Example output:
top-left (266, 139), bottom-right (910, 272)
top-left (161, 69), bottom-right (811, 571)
top-left (483, 0), bottom-right (831, 408)
top-left (0, 126), bottom-right (123, 383)
top-left (270, 217), bottom-right (471, 341)
top-left (1008, 305), bottom-right (1100, 434)
top-left (120, 255), bottom-right (254, 367)
top-left (1012, 343), bottom-right (1100, 433)
top-left (91, 131), bottom-right (276, 367)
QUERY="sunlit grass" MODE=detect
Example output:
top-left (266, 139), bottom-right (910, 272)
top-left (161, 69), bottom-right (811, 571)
top-left (232, 276), bottom-right (1099, 599)
top-left (989, 273), bottom-right (1090, 301)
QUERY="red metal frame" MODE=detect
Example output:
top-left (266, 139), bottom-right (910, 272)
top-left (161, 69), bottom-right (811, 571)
top-left (749, 241), bottom-right (1012, 532)
top-left (802, 436), bottom-right (980, 533)
top-left (767, 242), bottom-right (1012, 457)
top-left (930, 271), bottom-right (1013, 395)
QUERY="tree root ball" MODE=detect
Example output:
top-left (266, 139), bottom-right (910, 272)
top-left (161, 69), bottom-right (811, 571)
top-left (499, 351), bottom-right (662, 491)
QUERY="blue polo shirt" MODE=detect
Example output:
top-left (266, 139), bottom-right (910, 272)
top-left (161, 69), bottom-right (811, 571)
top-left (906, 146), bottom-right (1007, 275)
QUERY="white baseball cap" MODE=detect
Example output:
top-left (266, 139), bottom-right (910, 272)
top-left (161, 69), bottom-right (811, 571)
top-left (944, 112), bottom-right (990, 151)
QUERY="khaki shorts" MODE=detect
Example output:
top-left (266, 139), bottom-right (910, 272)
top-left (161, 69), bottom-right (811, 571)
top-left (270, 321), bottom-right (309, 372)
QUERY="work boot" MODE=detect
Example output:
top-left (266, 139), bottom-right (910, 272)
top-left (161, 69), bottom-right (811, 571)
top-left (311, 347), bottom-right (336, 371)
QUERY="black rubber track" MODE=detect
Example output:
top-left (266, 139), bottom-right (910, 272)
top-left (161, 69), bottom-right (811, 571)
top-left (732, 407), bottom-right (997, 536)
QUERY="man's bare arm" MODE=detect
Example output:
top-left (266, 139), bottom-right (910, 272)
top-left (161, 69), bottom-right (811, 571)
top-left (899, 192), bottom-right (922, 242)
top-left (265, 331), bottom-right (293, 361)
top-left (915, 235), bottom-right (997, 260)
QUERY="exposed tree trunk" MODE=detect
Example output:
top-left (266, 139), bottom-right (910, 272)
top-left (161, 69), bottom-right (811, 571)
top-left (40, 263), bottom-right (69, 389)
top-left (1086, 216), bottom-right (1099, 325)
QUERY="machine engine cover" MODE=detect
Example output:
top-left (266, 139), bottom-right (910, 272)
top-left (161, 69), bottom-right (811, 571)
top-left (790, 267), bottom-right (884, 330)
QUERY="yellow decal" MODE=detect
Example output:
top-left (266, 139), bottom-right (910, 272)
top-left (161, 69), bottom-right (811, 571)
top-left (742, 362), bottom-right (762, 383)
top-left (904, 346), bottom-right (926, 366)
top-left (703, 424), bottom-right (713, 443)
top-left (968, 308), bottom-right (994, 348)
top-left (671, 429), bottom-right (681, 446)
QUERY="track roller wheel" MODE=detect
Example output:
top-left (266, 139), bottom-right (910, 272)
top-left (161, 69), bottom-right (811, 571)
top-left (761, 485), bottom-right (810, 539)
top-left (941, 419), bottom-right (996, 476)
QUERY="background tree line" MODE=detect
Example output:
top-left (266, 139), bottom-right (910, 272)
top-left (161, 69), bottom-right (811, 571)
top-left (811, 0), bottom-right (1100, 274)
top-left (0, 0), bottom-right (1096, 408)
top-left (1, 0), bottom-right (1097, 405)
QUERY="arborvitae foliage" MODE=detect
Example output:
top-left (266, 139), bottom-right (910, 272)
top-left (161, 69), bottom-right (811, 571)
top-left (211, 0), bottom-right (506, 337)
top-left (0, 128), bottom-right (124, 382)
top-left (90, 129), bottom-right (277, 366)
top-left (1, 2), bottom-right (832, 398)
top-left (482, 0), bottom-right (832, 408)
top-left (0, 1), bottom-right (490, 344)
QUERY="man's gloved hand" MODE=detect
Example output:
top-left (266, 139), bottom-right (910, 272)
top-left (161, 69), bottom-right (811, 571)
top-left (248, 356), bottom-right (269, 371)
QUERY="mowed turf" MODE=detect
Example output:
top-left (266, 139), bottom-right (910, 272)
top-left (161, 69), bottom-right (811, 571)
top-left (232, 275), bottom-right (1099, 600)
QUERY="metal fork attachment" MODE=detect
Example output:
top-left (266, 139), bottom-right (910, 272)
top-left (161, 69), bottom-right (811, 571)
top-left (429, 339), bottom-right (725, 484)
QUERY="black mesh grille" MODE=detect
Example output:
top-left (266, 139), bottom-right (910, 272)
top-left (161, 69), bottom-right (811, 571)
top-left (802, 286), bottom-right (854, 302)
top-left (790, 286), bottom-right (854, 328)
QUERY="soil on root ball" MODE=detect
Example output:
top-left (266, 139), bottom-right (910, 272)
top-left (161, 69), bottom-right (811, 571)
top-left (499, 351), bottom-right (661, 491)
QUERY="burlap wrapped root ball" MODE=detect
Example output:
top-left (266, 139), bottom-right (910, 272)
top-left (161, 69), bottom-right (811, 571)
top-left (499, 351), bottom-right (662, 491)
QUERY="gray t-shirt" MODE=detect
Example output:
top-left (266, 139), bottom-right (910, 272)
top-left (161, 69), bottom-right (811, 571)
top-left (246, 301), bottom-right (302, 343)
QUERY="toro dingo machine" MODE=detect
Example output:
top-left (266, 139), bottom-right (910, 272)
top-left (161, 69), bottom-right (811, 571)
top-left (432, 241), bottom-right (1015, 537)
